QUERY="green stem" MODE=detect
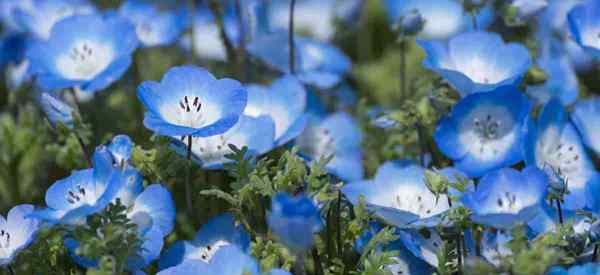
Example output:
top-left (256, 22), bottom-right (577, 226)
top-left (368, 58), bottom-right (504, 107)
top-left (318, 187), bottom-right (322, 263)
top-left (312, 248), bottom-right (324, 275)
top-left (288, 0), bottom-right (296, 74)
top-left (69, 88), bottom-right (92, 167)
top-left (208, 0), bottom-right (236, 62)
top-left (185, 135), bottom-right (193, 216)
top-left (336, 190), bottom-right (343, 259)
top-left (7, 265), bottom-right (15, 275)
top-left (400, 38), bottom-right (407, 100)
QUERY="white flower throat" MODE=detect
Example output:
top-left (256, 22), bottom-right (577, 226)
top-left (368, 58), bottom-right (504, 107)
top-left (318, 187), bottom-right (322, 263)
top-left (177, 95), bottom-right (205, 128)
top-left (57, 40), bottom-right (114, 80)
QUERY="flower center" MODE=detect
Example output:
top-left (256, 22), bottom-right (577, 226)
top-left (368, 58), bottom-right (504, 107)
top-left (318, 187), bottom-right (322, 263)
top-left (196, 240), bottom-right (231, 262)
top-left (65, 184), bottom-right (87, 205)
top-left (56, 40), bottom-right (114, 80)
top-left (495, 191), bottom-right (518, 212)
top-left (298, 127), bottom-right (336, 158)
top-left (176, 96), bottom-right (205, 128)
top-left (0, 229), bottom-right (10, 249)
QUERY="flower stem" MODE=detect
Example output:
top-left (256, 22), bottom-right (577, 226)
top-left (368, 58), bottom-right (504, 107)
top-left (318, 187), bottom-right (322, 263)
top-left (457, 232), bottom-right (463, 274)
top-left (336, 190), bottom-right (343, 259)
top-left (234, 0), bottom-right (248, 81)
top-left (556, 198), bottom-right (564, 224)
top-left (288, 0), bottom-right (296, 74)
top-left (185, 135), bottom-right (193, 216)
top-left (7, 264), bottom-right (15, 275)
top-left (312, 248), bottom-right (324, 275)
top-left (69, 88), bottom-right (92, 167)
top-left (208, 0), bottom-right (236, 61)
top-left (188, 0), bottom-right (197, 64)
top-left (594, 244), bottom-right (598, 262)
top-left (399, 38), bottom-right (407, 100)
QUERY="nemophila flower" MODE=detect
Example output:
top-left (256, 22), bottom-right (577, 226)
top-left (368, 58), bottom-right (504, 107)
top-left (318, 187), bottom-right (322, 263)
top-left (434, 86), bottom-right (531, 178)
top-left (13, 0), bottom-right (96, 40)
top-left (189, 3), bottom-right (241, 61)
top-left (461, 167), bottom-right (548, 229)
top-left (39, 92), bottom-right (74, 128)
top-left (0, 0), bottom-right (33, 32)
top-left (396, 228), bottom-right (443, 267)
top-left (138, 65), bottom-right (247, 138)
top-left (295, 112), bottom-right (363, 181)
top-left (170, 115), bottom-right (275, 169)
top-left (267, 192), bottom-right (323, 252)
top-left (342, 161), bottom-right (451, 228)
top-left (247, 31), bottom-right (352, 89)
top-left (159, 213), bottom-right (250, 270)
top-left (384, 0), bottom-right (495, 40)
top-left (158, 245), bottom-right (260, 275)
top-left (527, 202), bottom-right (584, 236)
top-left (245, 75), bottom-right (307, 146)
top-left (30, 146), bottom-right (124, 224)
top-left (548, 263), bottom-right (600, 275)
top-left (568, 0), bottom-right (600, 59)
top-left (26, 14), bottom-right (138, 93)
top-left (476, 229), bottom-right (513, 266)
top-left (0, 34), bottom-right (26, 69)
top-left (419, 32), bottom-right (531, 97)
top-left (510, 0), bottom-right (548, 20)
top-left (572, 97), bottom-right (600, 156)
top-left (107, 134), bottom-right (134, 166)
top-left (526, 53), bottom-right (578, 106)
top-left (523, 99), bottom-right (598, 210)
top-left (119, 0), bottom-right (189, 47)
top-left (0, 205), bottom-right (39, 266)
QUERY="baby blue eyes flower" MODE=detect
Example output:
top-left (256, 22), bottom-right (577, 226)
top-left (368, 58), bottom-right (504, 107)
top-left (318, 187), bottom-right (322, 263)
top-left (434, 85), bottom-right (531, 178)
top-left (39, 92), bottom-right (74, 129)
top-left (296, 112), bottom-right (363, 182)
top-left (245, 75), bottom-right (308, 146)
top-left (572, 97), bottom-right (600, 156)
top-left (138, 65), bottom-right (247, 138)
top-left (190, 3), bottom-right (241, 61)
top-left (119, 0), bottom-right (189, 47)
top-left (568, 0), bottom-right (600, 59)
top-left (526, 52), bottom-right (578, 106)
top-left (26, 13), bottom-right (139, 93)
top-left (267, 192), bottom-right (323, 252)
top-left (159, 213), bottom-right (250, 270)
top-left (158, 245), bottom-right (260, 275)
top-left (510, 0), bottom-right (548, 20)
top-left (13, 0), bottom-right (96, 40)
top-left (418, 31), bottom-right (531, 97)
top-left (342, 161), bottom-right (451, 229)
top-left (0, 204), bottom-right (40, 266)
top-left (107, 134), bottom-right (134, 166)
top-left (548, 263), bottom-right (600, 275)
top-left (461, 167), bottom-right (548, 229)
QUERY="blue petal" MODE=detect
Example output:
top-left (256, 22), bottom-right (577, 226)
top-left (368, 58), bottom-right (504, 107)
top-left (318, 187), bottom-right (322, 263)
top-left (131, 184), bottom-right (175, 237)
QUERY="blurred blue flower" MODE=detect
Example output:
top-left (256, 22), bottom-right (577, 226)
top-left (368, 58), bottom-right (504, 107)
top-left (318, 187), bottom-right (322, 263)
top-left (26, 14), bottom-right (139, 93)
top-left (247, 31), bottom-right (352, 89)
top-left (526, 52), bottom-right (578, 106)
top-left (567, 0), bottom-right (600, 59)
top-left (511, 0), bottom-right (548, 20)
top-left (0, 34), bottom-right (26, 68)
top-left (157, 245), bottom-right (260, 275)
top-left (13, 0), bottom-right (96, 40)
top-left (419, 32), bottom-right (531, 97)
top-left (107, 134), bottom-right (134, 166)
top-left (461, 167), bottom-right (548, 229)
top-left (0, 0), bottom-right (33, 32)
top-left (245, 75), bottom-right (307, 146)
top-left (434, 86), bottom-right (531, 178)
top-left (342, 161), bottom-right (451, 228)
top-left (119, 0), bottom-right (189, 47)
top-left (572, 97), bottom-right (600, 156)
top-left (396, 228), bottom-right (443, 267)
top-left (267, 192), bottom-right (323, 252)
top-left (137, 65), bottom-right (247, 137)
top-left (384, 0), bottom-right (495, 40)
top-left (548, 263), bottom-right (600, 275)
top-left (159, 213), bottom-right (250, 270)
top-left (39, 92), bottom-right (74, 128)
top-left (296, 112), bottom-right (363, 182)
top-left (522, 98), bottom-right (598, 210)
top-left (0, 204), bottom-right (39, 266)
top-left (188, 2), bottom-right (242, 61)
top-left (30, 146), bottom-right (125, 224)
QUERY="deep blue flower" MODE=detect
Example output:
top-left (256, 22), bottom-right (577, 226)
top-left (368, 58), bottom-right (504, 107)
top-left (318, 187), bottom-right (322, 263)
top-left (13, 0), bottom-right (96, 40)
top-left (157, 245), bottom-right (260, 275)
top-left (384, 0), bottom-right (495, 40)
top-left (0, 204), bottom-right (39, 266)
top-left (567, 0), bottom-right (600, 59)
top-left (295, 112), bottom-right (363, 182)
top-left (30, 146), bottom-right (125, 224)
top-left (0, 33), bottom-right (27, 69)
top-left (461, 167), bottom-right (548, 229)
top-left (419, 32), bottom-right (531, 97)
top-left (267, 193), bottom-right (323, 252)
top-left (159, 213), bottom-right (250, 270)
top-left (247, 31), bottom-right (352, 89)
top-left (572, 97), bottom-right (600, 156)
top-left (39, 92), bottom-right (74, 128)
top-left (548, 263), bottom-right (600, 275)
top-left (245, 75), bottom-right (307, 146)
top-left (522, 98), bottom-right (598, 210)
top-left (107, 134), bottom-right (134, 166)
top-left (0, 0), bottom-right (33, 32)
top-left (26, 14), bottom-right (139, 93)
top-left (434, 86), bottom-right (531, 178)
top-left (342, 161), bottom-right (451, 228)
top-left (137, 65), bottom-right (247, 138)
top-left (526, 52), bottom-right (578, 106)
top-left (119, 0), bottom-right (189, 47)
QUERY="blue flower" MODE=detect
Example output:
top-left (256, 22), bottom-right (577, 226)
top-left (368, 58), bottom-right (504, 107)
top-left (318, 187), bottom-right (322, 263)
top-left (384, 0), bottom-right (495, 40)
top-left (247, 31), bottom-right (352, 89)
top-left (296, 112), bottom-right (363, 181)
top-left (0, 204), bottom-right (40, 266)
top-left (107, 134), bottom-right (134, 166)
top-left (572, 97), bottom-right (600, 156)
top-left (157, 245), bottom-right (260, 275)
top-left (119, 0), bottom-right (189, 47)
top-left (26, 14), bottom-right (139, 93)
top-left (510, 0), bottom-right (548, 20)
top-left (188, 2), bottom-right (242, 61)
top-left (526, 52), bottom-right (578, 106)
top-left (30, 146), bottom-right (125, 224)
top-left (342, 161), bottom-right (451, 228)
top-left (0, 0), bottom-right (33, 32)
top-left (434, 86), bottom-right (531, 178)
top-left (13, 0), bottom-right (96, 40)
top-left (170, 115), bottom-right (275, 169)
top-left (522, 98), bottom-right (598, 210)
top-left (567, 0), bottom-right (600, 59)
top-left (460, 167), bottom-right (548, 229)
top-left (39, 92), bottom-right (74, 128)
top-left (267, 192), bottom-right (323, 252)
top-left (245, 75), bottom-right (307, 146)
top-left (396, 228), bottom-right (443, 267)
top-left (548, 263), bottom-right (600, 275)
top-left (138, 65), bottom-right (247, 138)
top-left (418, 32), bottom-right (531, 97)
top-left (159, 213), bottom-right (250, 270)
